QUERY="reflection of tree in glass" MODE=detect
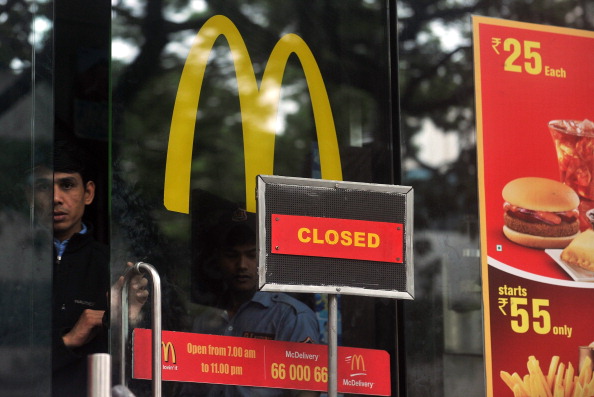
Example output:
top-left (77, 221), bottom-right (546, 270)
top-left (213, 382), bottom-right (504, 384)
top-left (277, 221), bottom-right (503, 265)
top-left (110, 0), bottom-right (397, 237)
top-left (397, 3), bottom-right (593, 396)
top-left (398, 0), bottom-right (593, 230)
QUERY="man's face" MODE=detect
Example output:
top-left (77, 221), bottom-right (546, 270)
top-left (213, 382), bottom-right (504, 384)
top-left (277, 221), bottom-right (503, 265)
top-left (218, 243), bottom-right (258, 293)
top-left (52, 171), bottom-right (95, 241)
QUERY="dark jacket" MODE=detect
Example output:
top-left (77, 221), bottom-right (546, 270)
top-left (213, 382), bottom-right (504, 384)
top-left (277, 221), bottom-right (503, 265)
top-left (52, 230), bottom-right (109, 397)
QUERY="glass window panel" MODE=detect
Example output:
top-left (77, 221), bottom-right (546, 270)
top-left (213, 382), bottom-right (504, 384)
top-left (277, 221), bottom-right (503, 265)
top-left (398, 0), bottom-right (593, 395)
top-left (0, 1), bottom-right (54, 395)
top-left (111, 1), bottom-right (398, 395)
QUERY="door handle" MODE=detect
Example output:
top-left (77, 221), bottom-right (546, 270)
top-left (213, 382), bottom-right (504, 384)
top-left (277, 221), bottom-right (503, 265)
top-left (117, 262), bottom-right (162, 397)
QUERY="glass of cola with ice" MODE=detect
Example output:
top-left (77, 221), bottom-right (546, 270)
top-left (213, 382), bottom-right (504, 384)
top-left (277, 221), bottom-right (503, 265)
top-left (549, 119), bottom-right (594, 230)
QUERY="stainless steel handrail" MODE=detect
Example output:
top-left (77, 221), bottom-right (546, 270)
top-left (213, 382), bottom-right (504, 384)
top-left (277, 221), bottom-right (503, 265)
top-left (119, 262), bottom-right (162, 397)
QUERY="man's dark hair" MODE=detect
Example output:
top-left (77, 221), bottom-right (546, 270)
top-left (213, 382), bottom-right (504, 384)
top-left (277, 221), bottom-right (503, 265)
top-left (221, 222), bottom-right (256, 249)
top-left (215, 209), bottom-right (257, 249)
top-left (54, 139), bottom-right (96, 184)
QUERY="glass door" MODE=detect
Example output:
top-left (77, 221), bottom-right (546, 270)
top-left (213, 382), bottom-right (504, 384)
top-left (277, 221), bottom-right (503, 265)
top-left (4, 1), bottom-right (401, 396)
top-left (110, 1), bottom-right (400, 396)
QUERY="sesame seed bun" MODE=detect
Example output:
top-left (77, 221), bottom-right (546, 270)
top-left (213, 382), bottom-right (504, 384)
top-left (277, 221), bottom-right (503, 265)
top-left (502, 177), bottom-right (580, 249)
top-left (502, 177), bottom-right (580, 212)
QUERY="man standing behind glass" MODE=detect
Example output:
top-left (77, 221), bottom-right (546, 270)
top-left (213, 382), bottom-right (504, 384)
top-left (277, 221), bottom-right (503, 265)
top-left (30, 139), bottom-right (109, 396)
top-left (40, 140), bottom-right (147, 396)
top-left (181, 208), bottom-right (320, 397)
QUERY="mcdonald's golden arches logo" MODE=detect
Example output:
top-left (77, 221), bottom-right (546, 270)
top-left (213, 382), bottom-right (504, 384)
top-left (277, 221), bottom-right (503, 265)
top-left (164, 14), bottom-right (343, 214)
top-left (162, 341), bottom-right (177, 364)
top-left (350, 354), bottom-right (366, 373)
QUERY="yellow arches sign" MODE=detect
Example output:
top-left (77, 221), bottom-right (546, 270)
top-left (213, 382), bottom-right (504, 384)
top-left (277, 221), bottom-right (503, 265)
top-left (164, 15), bottom-right (342, 213)
top-left (162, 341), bottom-right (176, 364)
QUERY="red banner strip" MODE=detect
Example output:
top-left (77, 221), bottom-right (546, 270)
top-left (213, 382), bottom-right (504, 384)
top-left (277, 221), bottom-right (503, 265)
top-left (133, 329), bottom-right (391, 396)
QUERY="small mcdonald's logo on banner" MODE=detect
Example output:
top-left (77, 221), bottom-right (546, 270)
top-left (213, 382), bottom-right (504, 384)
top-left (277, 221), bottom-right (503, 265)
top-left (350, 354), bottom-right (366, 373)
top-left (162, 341), bottom-right (176, 364)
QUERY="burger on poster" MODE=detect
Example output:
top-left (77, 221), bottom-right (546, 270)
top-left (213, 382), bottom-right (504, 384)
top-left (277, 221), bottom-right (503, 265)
top-left (502, 177), bottom-right (580, 249)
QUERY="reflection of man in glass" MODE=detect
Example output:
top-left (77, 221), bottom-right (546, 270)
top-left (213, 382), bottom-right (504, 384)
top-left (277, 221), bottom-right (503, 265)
top-left (31, 140), bottom-right (148, 397)
top-left (31, 140), bottom-right (110, 397)
top-left (181, 208), bottom-right (320, 397)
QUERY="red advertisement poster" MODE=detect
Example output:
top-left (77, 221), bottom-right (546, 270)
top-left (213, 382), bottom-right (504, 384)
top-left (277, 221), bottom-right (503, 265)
top-left (133, 329), bottom-right (391, 396)
top-left (473, 16), bottom-right (594, 396)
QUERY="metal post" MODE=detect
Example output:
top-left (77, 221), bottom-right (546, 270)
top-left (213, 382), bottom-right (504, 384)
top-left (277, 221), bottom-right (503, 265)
top-left (118, 262), bottom-right (162, 397)
top-left (328, 294), bottom-right (338, 397)
top-left (88, 353), bottom-right (111, 397)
